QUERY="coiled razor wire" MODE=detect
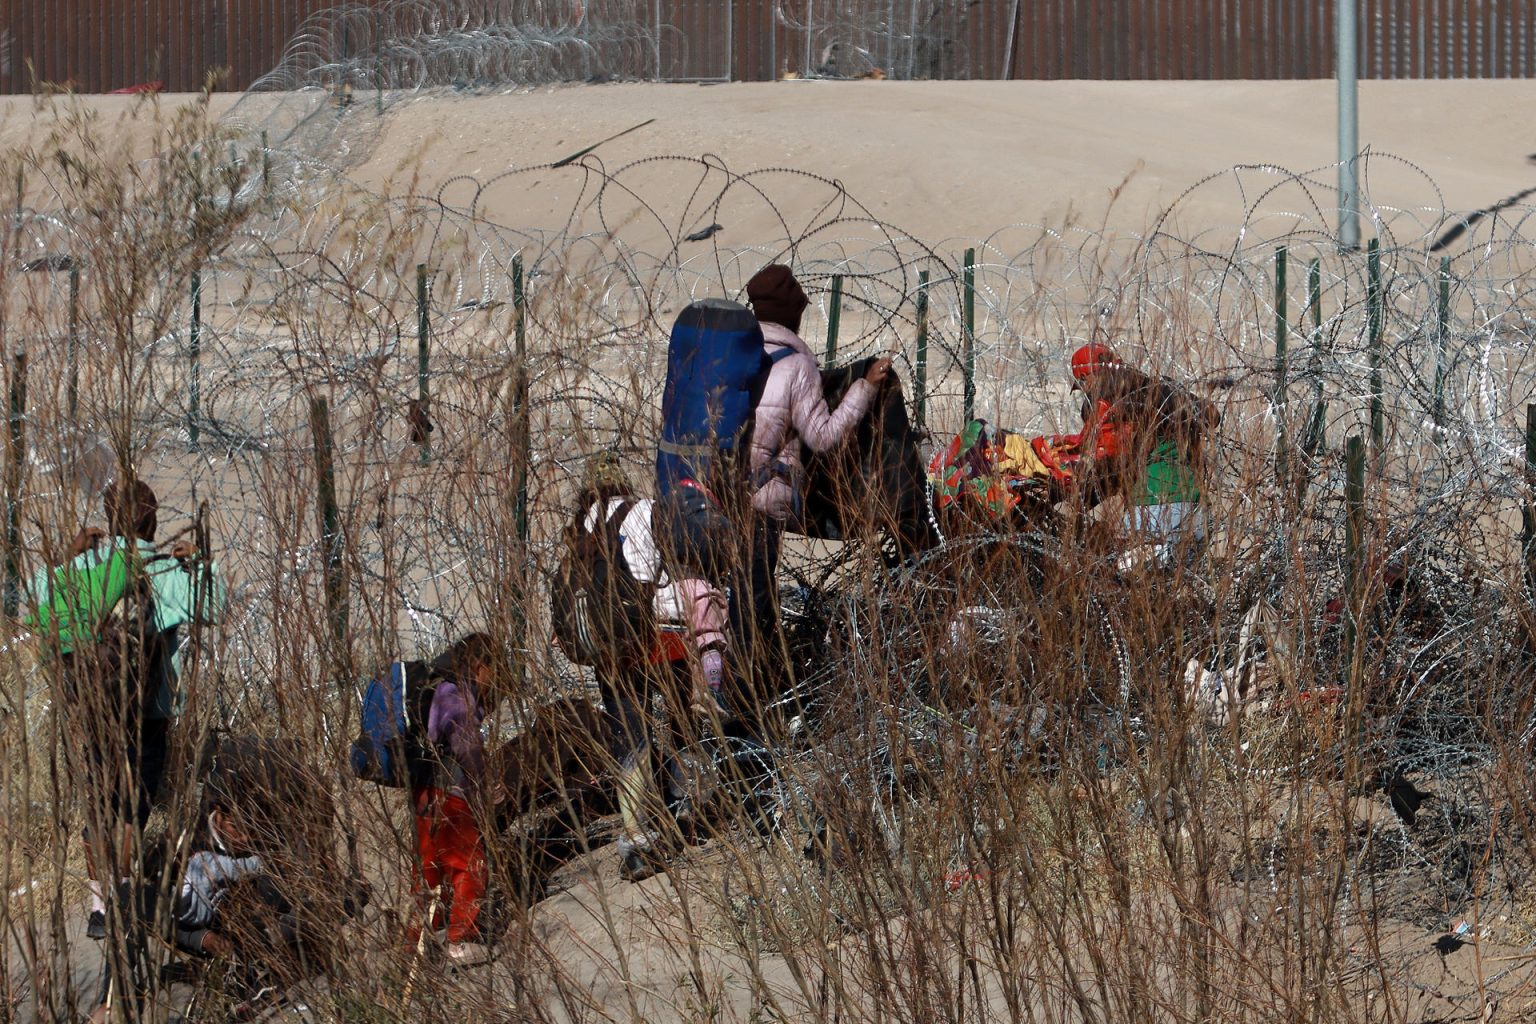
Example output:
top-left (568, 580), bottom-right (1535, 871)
top-left (9, 100), bottom-right (1536, 1002)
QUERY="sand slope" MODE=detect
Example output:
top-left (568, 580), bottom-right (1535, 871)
top-left (339, 80), bottom-right (1536, 243)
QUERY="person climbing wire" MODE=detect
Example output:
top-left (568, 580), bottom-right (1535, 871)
top-left (739, 264), bottom-right (890, 689)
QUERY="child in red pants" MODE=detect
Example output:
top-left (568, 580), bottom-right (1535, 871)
top-left (411, 634), bottom-right (505, 966)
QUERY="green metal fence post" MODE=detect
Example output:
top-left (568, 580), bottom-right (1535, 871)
top-left (1366, 238), bottom-right (1384, 468)
top-left (188, 268), bottom-right (201, 451)
top-left (508, 255), bottom-right (531, 691)
top-left (1433, 256), bottom-right (1451, 430)
top-left (12, 168), bottom-right (21, 261)
top-left (260, 130), bottom-right (271, 199)
top-left (962, 248), bottom-right (976, 423)
top-left (511, 255), bottom-right (529, 545)
top-left (309, 397), bottom-right (348, 660)
top-left (1274, 246), bottom-right (1289, 488)
top-left (5, 353), bottom-right (26, 618)
top-left (1344, 434), bottom-right (1366, 686)
top-left (67, 263), bottom-right (80, 420)
top-left (825, 273), bottom-right (843, 365)
top-left (1301, 257), bottom-right (1326, 461)
top-left (416, 262), bottom-right (430, 463)
top-left (913, 271), bottom-right (930, 432)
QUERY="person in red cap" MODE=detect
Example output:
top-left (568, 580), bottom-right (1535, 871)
top-left (739, 264), bottom-right (891, 692)
top-left (1061, 342), bottom-right (1220, 566)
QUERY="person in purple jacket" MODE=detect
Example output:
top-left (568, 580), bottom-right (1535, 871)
top-left (411, 633), bottom-right (507, 967)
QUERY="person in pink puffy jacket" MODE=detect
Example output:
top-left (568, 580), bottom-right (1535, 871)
top-left (739, 265), bottom-right (891, 685)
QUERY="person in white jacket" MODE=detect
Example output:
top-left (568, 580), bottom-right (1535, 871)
top-left (574, 454), bottom-right (731, 881)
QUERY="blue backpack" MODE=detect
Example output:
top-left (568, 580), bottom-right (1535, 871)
top-left (349, 660), bottom-right (436, 787)
top-left (656, 299), bottom-right (791, 498)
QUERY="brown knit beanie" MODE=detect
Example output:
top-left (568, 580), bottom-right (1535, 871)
top-left (745, 264), bottom-right (809, 333)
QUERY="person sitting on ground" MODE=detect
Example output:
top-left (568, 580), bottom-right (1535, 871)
top-left (28, 477), bottom-right (227, 941)
top-left (410, 632), bottom-right (510, 967)
top-left (565, 452), bottom-right (732, 883)
top-left (1042, 343), bottom-right (1221, 567)
top-left (741, 264), bottom-right (890, 679)
top-left (88, 735), bottom-right (362, 1023)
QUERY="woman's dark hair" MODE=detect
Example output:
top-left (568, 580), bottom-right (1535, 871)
top-left (432, 632), bottom-right (501, 684)
top-left (102, 478), bottom-right (159, 540)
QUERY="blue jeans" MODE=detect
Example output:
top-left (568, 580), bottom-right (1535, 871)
top-left (1122, 502), bottom-right (1208, 568)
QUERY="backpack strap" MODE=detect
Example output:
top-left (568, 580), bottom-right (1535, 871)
top-left (599, 499), bottom-right (640, 575)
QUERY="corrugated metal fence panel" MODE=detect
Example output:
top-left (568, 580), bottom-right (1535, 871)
top-left (746, 0), bottom-right (1536, 79)
top-left (4, 0), bottom-right (1536, 93)
top-left (0, 0), bottom-right (339, 93)
top-left (659, 0), bottom-right (732, 80)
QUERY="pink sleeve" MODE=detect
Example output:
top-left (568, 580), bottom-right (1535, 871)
top-left (789, 362), bottom-right (876, 454)
top-left (675, 577), bottom-right (728, 652)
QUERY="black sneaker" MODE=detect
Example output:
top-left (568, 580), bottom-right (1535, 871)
top-left (618, 844), bottom-right (668, 883)
top-left (86, 910), bottom-right (106, 941)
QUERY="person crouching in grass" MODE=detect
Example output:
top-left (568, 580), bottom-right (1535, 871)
top-left (411, 632), bottom-right (509, 967)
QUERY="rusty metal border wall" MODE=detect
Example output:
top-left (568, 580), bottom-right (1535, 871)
top-left (4, 0), bottom-right (1535, 95)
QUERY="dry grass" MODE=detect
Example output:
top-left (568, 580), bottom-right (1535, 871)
top-left (2, 91), bottom-right (1535, 1024)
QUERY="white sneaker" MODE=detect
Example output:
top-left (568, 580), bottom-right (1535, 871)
top-left (446, 941), bottom-right (493, 967)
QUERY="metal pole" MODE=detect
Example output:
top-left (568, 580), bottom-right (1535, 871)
top-left (67, 264), bottom-right (80, 420)
top-left (509, 255), bottom-right (531, 693)
top-left (511, 255), bottom-right (529, 545)
top-left (188, 269), bottom-right (201, 451)
top-left (260, 130), bottom-right (271, 200)
top-left (913, 271), bottom-right (929, 431)
top-left (375, 5), bottom-right (385, 114)
top-left (825, 273), bottom-right (843, 365)
top-left (1301, 257), bottom-right (1327, 461)
top-left (725, 0), bottom-right (734, 82)
top-left (962, 248), bottom-right (976, 423)
top-left (1367, 238), bottom-right (1384, 467)
top-left (1344, 434), bottom-right (1365, 683)
top-left (12, 169), bottom-right (21, 262)
top-left (1337, 0), bottom-right (1361, 250)
top-left (5, 354), bottom-right (25, 619)
top-left (1003, 0), bottom-right (1023, 79)
top-left (654, 0), bottom-right (663, 78)
top-left (1274, 246), bottom-right (1289, 486)
top-left (1432, 256), bottom-right (1451, 429)
top-left (416, 263), bottom-right (430, 463)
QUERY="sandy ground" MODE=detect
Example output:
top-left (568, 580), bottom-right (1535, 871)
top-left (3, 80), bottom-right (1534, 245)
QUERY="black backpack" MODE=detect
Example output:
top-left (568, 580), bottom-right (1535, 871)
top-left (551, 499), bottom-right (655, 669)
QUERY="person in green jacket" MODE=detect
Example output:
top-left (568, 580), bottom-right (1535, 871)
top-left (29, 478), bottom-right (227, 939)
top-left (1065, 344), bottom-right (1221, 568)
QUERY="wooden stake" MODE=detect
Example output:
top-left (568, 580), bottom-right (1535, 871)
top-left (310, 397), bottom-right (348, 658)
